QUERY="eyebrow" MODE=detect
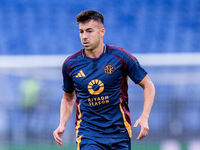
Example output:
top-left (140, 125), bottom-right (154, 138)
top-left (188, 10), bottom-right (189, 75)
top-left (79, 28), bottom-right (94, 31)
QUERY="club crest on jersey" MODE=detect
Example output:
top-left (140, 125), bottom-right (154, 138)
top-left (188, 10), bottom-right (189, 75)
top-left (104, 64), bottom-right (114, 75)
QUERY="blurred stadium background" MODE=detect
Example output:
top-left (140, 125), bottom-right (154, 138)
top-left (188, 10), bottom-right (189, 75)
top-left (0, 0), bottom-right (200, 150)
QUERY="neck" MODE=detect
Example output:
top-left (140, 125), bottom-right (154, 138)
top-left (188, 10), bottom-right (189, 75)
top-left (84, 43), bottom-right (105, 58)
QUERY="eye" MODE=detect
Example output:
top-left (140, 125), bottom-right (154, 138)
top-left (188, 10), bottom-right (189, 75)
top-left (79, 30), bottom-right (84, 34)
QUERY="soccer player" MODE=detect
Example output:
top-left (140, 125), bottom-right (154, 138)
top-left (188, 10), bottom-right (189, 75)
top-left (53, 10), bottom-right (155, 150)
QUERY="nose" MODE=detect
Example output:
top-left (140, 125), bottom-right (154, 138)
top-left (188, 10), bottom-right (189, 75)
top-left (81, 32), bottom-right (88, 39)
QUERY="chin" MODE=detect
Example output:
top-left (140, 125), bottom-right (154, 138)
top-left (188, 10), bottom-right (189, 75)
top-left (85, 47), bottom-right (93, 51)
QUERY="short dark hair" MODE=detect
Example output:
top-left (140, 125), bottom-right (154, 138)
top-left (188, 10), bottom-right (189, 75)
top-left (76, 10), bottom-right (104, 26)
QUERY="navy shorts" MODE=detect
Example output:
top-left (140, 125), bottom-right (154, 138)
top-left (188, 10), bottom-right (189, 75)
top-left (76, 136), bottom-right (131, 150)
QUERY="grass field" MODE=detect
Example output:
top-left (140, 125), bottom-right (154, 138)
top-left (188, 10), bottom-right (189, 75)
top-left (3, 142), bottom-right (189, 150)
top-left (2, 143), bottom-right (160, 150)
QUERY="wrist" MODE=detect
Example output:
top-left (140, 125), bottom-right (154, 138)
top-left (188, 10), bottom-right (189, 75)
top-left (59, 122), bottom-right (66, 127)
top-left (141, 114), bottom-right (149, 120)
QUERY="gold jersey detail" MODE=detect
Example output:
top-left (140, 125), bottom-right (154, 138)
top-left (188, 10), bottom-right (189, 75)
top-left (76, 70), bottom-right (86, 78)
top-left (88, 79), bottom-right (104, 95)
top-left (119, 99), bottom-right (132, 138)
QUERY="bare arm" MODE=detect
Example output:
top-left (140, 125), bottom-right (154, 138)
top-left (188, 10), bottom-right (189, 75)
top-left (133, 75), bottom-right (155, 140)
top-left (53, 91), bottom-right (75, 146)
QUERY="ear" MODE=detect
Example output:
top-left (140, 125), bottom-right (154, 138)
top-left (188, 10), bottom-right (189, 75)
top-left (100, 28), bottom-right (106, 38)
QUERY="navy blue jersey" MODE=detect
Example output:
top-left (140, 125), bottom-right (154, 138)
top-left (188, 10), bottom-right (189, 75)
top-left (62, 44), bottom-right (147, 138)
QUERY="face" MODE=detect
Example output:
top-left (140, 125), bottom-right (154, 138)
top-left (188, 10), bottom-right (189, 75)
top-left (79, 20), bottom-right (105, 51)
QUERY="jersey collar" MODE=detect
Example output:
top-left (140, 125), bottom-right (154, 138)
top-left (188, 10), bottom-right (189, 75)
top-left (82, 44), bottom-right (107, 58)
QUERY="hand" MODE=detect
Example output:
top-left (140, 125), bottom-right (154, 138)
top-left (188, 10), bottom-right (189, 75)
top-left (133, 117), bottom-right (149, 140)
top-left (53, 125), bottom-right (65, 146)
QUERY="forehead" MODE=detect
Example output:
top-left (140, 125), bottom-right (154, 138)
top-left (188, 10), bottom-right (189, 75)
top-left (79, 20), bottom-right (101, 30)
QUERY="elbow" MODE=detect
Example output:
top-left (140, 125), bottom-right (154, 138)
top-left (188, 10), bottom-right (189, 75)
top-left (145, 80), bottom-right (156, 97)
top-left (139, 75), bottom-right (155, 96)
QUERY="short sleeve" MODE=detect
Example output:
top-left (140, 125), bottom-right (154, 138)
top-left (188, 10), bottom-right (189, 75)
top-left (128, 60), bottom-right (147, 84)
top-left (62, 61), bottom-right (75, 93)
top-left (123, 53), bottom-right (147, 84)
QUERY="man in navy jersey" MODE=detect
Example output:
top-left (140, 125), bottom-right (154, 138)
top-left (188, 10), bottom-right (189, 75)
top-left (53, 10), bottom-right (155, 150)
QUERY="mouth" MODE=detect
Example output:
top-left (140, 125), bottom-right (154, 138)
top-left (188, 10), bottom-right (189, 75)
top-left (83, 40), bottom-right (90, 46)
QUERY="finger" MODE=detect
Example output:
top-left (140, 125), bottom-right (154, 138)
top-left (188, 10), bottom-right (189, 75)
top-left (133, 121), bottom-right (138, 128)
top-left (136, 127), bottom-right (149, 140)
top-left (136, 128), bottom-right (143, 140)
top-left (55, 138), bottom-right (63, 146)
top-left (56, 140), bottom-right (63, 146)
top-left (53, 130), bottom-right (63, 146)
top-left (55, 135), bottom-right (63, 146)
top-left (136, 131), bottom-right (145, 140)
top-left (55, 134), bottom-right (63, 143)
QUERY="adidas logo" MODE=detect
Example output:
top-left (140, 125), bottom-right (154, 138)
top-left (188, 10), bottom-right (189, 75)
top-left (76, 70), bottom-right (86, 78)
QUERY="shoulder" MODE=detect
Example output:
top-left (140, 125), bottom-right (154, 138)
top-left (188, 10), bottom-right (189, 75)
top-left (62, 49), bottom-right (82, 74)
top-left (63, 49), bottom-right (82, 65)
top-left (106, 44), bottom-right (137, 62)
